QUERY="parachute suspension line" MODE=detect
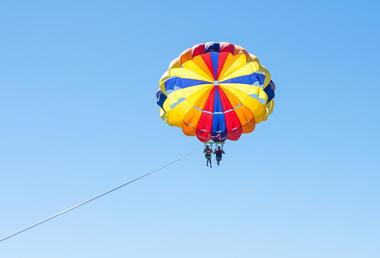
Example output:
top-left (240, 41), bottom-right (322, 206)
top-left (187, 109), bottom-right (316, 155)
top-left (0, 152), bottom-right (192, 243)
top-left (204, 141), bottom-right (225, 150)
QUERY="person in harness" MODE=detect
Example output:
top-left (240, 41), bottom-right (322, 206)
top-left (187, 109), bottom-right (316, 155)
top-left (204, 145), bottom-right (213, 168)
top-left (214, 146), bottom-right (225, 166)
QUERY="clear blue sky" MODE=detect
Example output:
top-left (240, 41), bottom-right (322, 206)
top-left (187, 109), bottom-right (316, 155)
top-left (1, 0), bottom-right (379, 257)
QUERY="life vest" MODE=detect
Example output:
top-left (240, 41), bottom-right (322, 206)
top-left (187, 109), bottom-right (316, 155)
top-left (215, 149), bottom-right (223, 156)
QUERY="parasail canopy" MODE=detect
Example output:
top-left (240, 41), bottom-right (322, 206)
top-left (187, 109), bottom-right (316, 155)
top-left (156, 42), bottom-right (276, 143)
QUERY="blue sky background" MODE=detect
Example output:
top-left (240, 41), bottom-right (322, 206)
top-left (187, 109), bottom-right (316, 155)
top-left (1, 0), bottom-right (379, 257)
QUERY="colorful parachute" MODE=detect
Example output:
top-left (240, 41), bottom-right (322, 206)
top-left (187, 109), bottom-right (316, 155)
top-left (156, 42), bottom-right (276, 143)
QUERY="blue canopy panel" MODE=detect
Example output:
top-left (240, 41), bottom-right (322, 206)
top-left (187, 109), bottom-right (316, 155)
top-left (205, 42), bottom-right (220, 53)
top-left (221, 72), bottom-right (265, 86)
top-left (156, 90), bottom-right (167, 110)
top-left (211, 87), bottom-right (227, 142)
top-left (264, 80), bottom-right (276, 102)
top-left (164, 77), bottom-right (209, 92)
top-left (210, 52), bottom-right (219, 79)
